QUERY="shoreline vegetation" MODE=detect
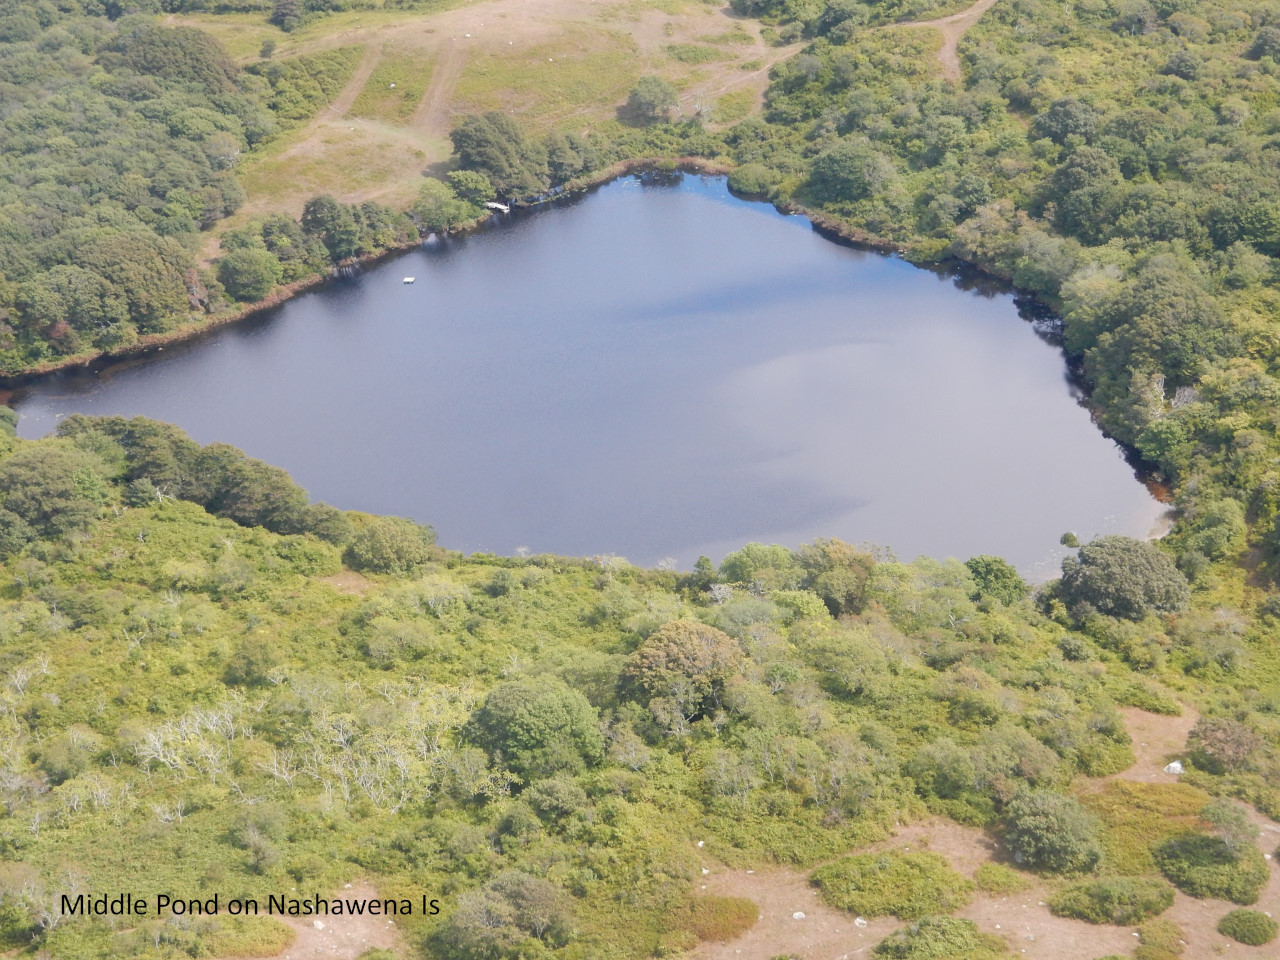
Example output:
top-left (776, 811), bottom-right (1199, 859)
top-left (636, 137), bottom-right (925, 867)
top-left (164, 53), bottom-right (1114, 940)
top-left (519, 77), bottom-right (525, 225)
top-left (0, 156), bottom-right (1021, 391)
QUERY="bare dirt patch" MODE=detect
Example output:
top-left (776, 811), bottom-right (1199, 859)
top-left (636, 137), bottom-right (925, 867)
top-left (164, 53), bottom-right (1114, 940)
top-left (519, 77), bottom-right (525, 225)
top-left (217, 884), bottom-right (406, 960)
top-left (1109, 705), bottom-right (1199, 783)
top-left (318, 570), bottom-right (375, 595)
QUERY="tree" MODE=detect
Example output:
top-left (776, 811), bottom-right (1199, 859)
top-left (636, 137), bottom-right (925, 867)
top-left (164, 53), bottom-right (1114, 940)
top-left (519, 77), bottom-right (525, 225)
top-left (218, 247), bottom-right (284, 302)
top-left (622, 619), bottom-right (742, 717)
top-left (1003, 790), bottom-right (1102, 873)
top-left (301, 195), bottom-right (364, 261)
top-left (446, 170), bottom-right (495, 205)
top-left (1250, 26), bottom-right (1280, 60)
top-left (1058, 536), bottom-right (1189, 621)
top-left (627, 76), bottom-right (677, 122)
top-left (964, 556), bottom-right (1027, 605)
top-left (465, 677), bottom-right (604, 778)
top-left (1032, 98), bottom-right (1098, 145)
top-left (271, 0), bottom-right (303, 31)
top-left (413, 179), bottom-right (479, 234)
top-left (808, 138), bottom-right (895, 204)
top-left (0, 444), bottom-right (106, 540)
top-left (1201, 800), bottom-right (1259, 859)
top-left (343, 517), bottom-right (437, 574)
top-left (450, 113), bottom-right (550, 198)
top-left (718, 542), bottom-right (800, 589)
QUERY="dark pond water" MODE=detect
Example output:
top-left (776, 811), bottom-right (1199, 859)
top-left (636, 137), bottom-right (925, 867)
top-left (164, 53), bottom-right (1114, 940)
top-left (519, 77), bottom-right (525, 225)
top-left (14, 175), bottom-right (1168, 576)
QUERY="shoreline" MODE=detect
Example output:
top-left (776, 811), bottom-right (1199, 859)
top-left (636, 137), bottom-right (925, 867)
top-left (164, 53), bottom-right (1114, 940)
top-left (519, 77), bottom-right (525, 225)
top-left (0, 155), bottom-right (913, 390)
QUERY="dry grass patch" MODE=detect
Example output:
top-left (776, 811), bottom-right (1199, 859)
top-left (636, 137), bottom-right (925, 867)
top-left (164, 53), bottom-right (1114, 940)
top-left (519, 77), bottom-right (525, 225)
top-left (452, 26), bottom-right (642, 124)
top-left (351, 48), bottom-right (435, 122)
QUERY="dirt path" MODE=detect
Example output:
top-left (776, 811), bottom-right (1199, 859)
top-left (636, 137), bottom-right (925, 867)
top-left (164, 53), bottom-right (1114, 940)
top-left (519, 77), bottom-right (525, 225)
top-left (886, 0), bottom-right (1001, 82)
top-left (1109, 705), bottom-right (1199, 784)
top-left (330, 45), bottom-right (382, 117)
top-left (411, 39), bottom-right (466, 139)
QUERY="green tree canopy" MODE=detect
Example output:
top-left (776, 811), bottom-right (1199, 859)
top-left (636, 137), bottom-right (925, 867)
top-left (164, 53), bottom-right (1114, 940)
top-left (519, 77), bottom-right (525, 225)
top-left (465, 677), bottom-right (604, 778)
top-left (1059, 536), bottom-right (1189, 621)
top-left (1003, 789), bottom-right (1102, 873)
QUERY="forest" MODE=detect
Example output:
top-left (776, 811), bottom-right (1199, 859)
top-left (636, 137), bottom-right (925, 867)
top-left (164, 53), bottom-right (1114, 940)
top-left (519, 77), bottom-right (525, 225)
top-left (3, 0), bottom-right (1280, 958)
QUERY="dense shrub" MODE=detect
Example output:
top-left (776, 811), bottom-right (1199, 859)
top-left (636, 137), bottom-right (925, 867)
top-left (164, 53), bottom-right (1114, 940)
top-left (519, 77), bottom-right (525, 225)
top-left (1154, 834), bottom-right (1268, 904)
top-left (1049, 876), bottom-right (1174, 924)
top-left (1217, 909), bottom-right (1278, 946)
top-left (811, 852), bottom-right (974, 919)
top-left (1003, 791), bottom-right (1102, 873)
top-left (343, 517), bottom-right (437, 574)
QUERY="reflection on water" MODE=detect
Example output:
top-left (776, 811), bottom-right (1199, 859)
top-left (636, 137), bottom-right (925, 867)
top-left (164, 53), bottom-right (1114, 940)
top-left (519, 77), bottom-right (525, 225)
top-left (13, 175), bottom-right (1168, 576)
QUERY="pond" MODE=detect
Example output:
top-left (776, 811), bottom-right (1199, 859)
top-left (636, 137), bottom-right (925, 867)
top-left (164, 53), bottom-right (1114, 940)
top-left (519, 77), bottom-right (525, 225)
top-left (13, 174), bottom-right (1168, 577)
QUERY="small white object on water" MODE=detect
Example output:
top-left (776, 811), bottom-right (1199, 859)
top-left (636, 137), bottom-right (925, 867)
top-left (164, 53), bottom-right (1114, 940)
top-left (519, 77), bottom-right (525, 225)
top-left (403, 277), bottom-right (416, 284)
top-left (854, 917), bottom-right (868, 929)
top-left (312, 921), bottom-right (324, 930)
top-left (792, 912), bottom-right (805, 920)
top-left (1164, 760), bottom-right (1184, 775)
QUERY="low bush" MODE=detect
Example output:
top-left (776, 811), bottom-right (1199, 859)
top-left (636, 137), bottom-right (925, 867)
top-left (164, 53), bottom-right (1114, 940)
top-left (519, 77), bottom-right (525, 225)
top-left (973, 863), bottom-right (1031, 895)
top-left (686, 896), bottom-right (758, 941)
top-left (1049, 876), bottom-right (1174, 924)
top-left (1137, 917), bottom-right (1184, 955)
top-left (1217, 909), bottom-right (1278, 946)
top-left (873, 915), bottom-right (1007, 958)
top-left (201, 917), bottom-right (297, 957)
top-left (1154, 834), bottom-right (1269, 904)
top-left (812, 852), bottom-right (973, 919)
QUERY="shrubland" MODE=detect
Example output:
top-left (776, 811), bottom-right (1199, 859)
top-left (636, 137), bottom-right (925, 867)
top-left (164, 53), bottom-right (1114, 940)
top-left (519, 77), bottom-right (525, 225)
top-left (0, 417), bottom-right (1277, 958)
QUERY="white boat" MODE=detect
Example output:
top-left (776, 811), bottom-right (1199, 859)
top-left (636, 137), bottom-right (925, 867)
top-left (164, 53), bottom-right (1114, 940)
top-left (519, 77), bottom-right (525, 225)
top-left (485, 201), bottom-right (511, 213)
top-left (402, 277), bottom-right (416, 284)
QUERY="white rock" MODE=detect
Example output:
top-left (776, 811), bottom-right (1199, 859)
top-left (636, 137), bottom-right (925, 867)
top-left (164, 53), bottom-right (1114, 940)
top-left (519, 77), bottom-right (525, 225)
top-left (1164, 760), bottom-right (1184, 775)
top-left (854, 917), bottom-right (868, 929)
top-left (702, 868), bottom-right (709, 875)
top-left (792, 912), bottom-right (805, 920)
top-left (312, 921), bottom-right (324, 930)
top-left (697, 840), bottom-right (705, 848)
